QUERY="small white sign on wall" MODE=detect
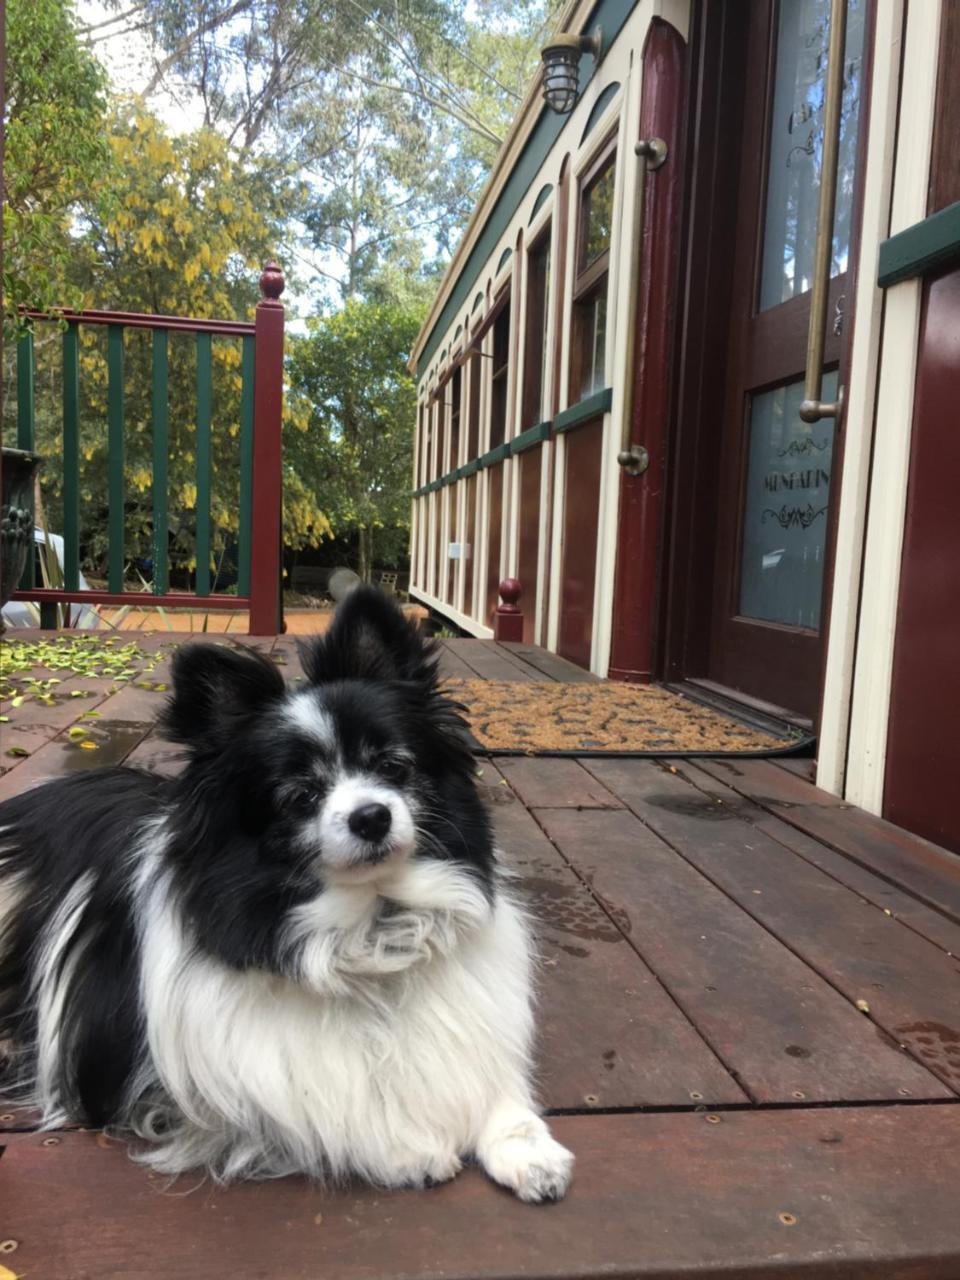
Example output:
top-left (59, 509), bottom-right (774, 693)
top-left (448, 543), bottom-right (471, 560)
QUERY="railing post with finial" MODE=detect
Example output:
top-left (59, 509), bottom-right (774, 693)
top-left (493, 577), bottom-right (524, 643)
top-left (248, 260), bottom-right (285, 635)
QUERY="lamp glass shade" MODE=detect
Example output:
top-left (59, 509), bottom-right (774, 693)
top-left (541, 48), bottom-right (579, 114)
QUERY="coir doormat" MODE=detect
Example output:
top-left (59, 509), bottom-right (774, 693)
top-left (441, 679), bottom-right (812, 757)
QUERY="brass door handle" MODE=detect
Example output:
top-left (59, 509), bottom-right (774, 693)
top-left (618, 136), bottom-right (668, 475)
top-left (799, 0), bottom-right (847, 425)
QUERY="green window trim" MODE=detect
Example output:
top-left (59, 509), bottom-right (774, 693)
top-left (553, 387), bottom-right (613, 433)
top-left (413, 422), bottom-right (553, 493)
top-left (479, 442), bottom-right (510, 469)
top-left (511, 420), bottom-right (552, 453)
top-left (878, 200), bottom-right (960, 288)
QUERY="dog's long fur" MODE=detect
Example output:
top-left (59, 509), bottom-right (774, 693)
top-left (0, 589), bottom-right (572, 1200)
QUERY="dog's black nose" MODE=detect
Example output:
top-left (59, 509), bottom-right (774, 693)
top-left (348, 802), bottom-right (392, 843)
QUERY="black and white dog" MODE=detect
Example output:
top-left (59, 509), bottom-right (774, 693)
top-left (0, 588), bottom-right (573, 1200)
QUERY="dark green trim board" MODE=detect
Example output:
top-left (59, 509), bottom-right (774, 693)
top-left (479, 442), bottom-right (510, 468)
top-left (413, 426), bottom-right (551, 494)
top-left (16, 331), bottom-right (34, 450)
top-left (151, 329), bottom-right (170, 596)
top-left (512, 420), bottom-right (552, 453)
top-left (530, 183), bottom-right (554, 222)
top-left (62, 323), bottom-right (80, 592)
top-left (195, 331), bottom-right (213, 597)
top-left (416, 0), bottom-right (634, 378)
top-left (107, 325), bottom-right (125, 595)
top-left (237, 334), bottom-right (255, 598)
top-left (554, 387), bottom-right (613, 433)
top-left (878, 201), bottom-right (960, 287)
top-left (16, 331), bottom-right (36, 590)
top-left (580, 82), bottom-right (621, 142)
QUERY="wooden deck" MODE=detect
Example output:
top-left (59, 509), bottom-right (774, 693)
top-left (3, 633), bottom-right (960, 1276)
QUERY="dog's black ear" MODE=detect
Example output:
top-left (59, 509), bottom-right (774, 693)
top-left (161, 643), bottom-right (286, 746)
top-left (300, 586), bottom-right (436, 685)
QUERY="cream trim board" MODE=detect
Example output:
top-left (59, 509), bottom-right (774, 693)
top-left (816, 0), bottom-right (906, 794)
top-left (843, 280), bottom-right (923, 811)
top-left (837, 0), bottom-right (941, 812)
top-left (408, 586), bottom-right (495, 640)
top-left (592, 65), bottom-right (637, 675)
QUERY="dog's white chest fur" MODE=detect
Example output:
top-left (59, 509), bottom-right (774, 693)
top-left (134, 851), bottom-right (569, 1197)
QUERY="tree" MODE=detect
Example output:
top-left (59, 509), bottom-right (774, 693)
top-left (88, 0), bottom-right (563, 293)
top-left (3, 0), bottom-right (112, 336)
top-left (26, 103), bottom-right (330, 582)
top-left (287, 298), bottom-right (421, 582)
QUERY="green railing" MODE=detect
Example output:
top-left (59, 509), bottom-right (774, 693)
top-left (10, 263), bottom-right (285, 633)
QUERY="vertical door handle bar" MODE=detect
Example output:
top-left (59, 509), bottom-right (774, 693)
top-left (617, 135), bottom-right (668, 474)
top-left (799, 0), bottom-right (848, 424)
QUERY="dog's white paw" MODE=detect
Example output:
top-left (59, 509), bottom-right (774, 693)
top-left (480, 1115), bottom-right (574, 1203)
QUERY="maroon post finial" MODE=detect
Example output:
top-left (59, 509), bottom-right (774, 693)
top-left (259, 260), bottom-right (285, 305)
top-left (493, 578), bottom-right (524, 642)
top-left (249, 260), bottom-right (286, 635)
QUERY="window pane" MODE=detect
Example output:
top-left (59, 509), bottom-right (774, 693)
top-left (580, 290), bottom-right (607, 398)
top-left (739, 372), bottom-right (837, 630)
top-left (582, 161), bottom-right (616, 269)
top-left (759, 0), bottom-right (865, 310)
top-left (524, 234), bottom-right (552, 428)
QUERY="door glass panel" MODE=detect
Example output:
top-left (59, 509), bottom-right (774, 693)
top-left (739, 372), bottom-right (836, 630)
top-left (759, 0), bottom-right (865, 311)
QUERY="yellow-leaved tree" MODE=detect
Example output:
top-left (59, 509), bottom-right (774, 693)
top-left (31, 103), bottom-right (329, 588)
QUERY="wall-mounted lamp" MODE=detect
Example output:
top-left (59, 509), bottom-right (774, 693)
top-left (540, 27), bottom-right (603, 115)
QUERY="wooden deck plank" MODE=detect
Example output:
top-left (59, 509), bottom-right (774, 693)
top-left (584, 759), bottom-right (960, 1097)
top-left (536, 805), bottom-right (947, 1102)
top-left (697, 757), bottom-right (960, 924)
top-left (271, 635), bottom-right (308, 682)
top-left (0, 719), bottom-right (157, 801)
top-left (442, 638), bottom-right (545, 682)
top-left (482, 766), bottom-right (745, 1109)
top-left (495, 756), bottom-right (624, 810)
top-left (434, 639), bottom-right (479, 680)
top-left (683, 762), bottom-right (960, 960)
top-left (694, 758), bottom-right (846, 809)
top-left (499, 641), bottom-right (600, 682)
top-left (122, 728), bottom-right (186, 778)
top-left (7, 1107), bottom-right (960, 1279)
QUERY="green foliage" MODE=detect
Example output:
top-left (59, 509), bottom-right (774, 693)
top-left (23, 104), bottom-right (328, 581)
top-left (125, 0), bottom-right (563, 291)
top-left (3, 0), bottom-right (113, 336)
top-left (287, 298), bottom-right (422, 579)
top-left (5, 0), bottom-right (566, 584)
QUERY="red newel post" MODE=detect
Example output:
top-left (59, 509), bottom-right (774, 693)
top-left (493, 578), bottom-right (523, 642)
top-left (248, 261), bottom-right (285, 635)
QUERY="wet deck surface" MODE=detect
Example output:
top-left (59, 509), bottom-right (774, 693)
top-left (3, 631), bottom-right (960, 1277)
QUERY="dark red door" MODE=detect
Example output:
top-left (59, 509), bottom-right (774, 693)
top-left (703, 0), bottom-right (865, 718)
top-left (884, 266), bottom-right (960, 854)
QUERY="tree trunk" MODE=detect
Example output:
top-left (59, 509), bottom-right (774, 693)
top-left (358, 525), bottom-right (372, 583)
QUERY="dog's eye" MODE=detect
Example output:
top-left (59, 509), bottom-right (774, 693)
top-left (378, 758), bottom-right (410, 785)
top-left (287, 785), bottom-right (320, 814)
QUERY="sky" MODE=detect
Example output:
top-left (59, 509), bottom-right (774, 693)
top-left (79, 0), bottom-right (204, 135)
top-left (77, 1), bottom-right (323, 326)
